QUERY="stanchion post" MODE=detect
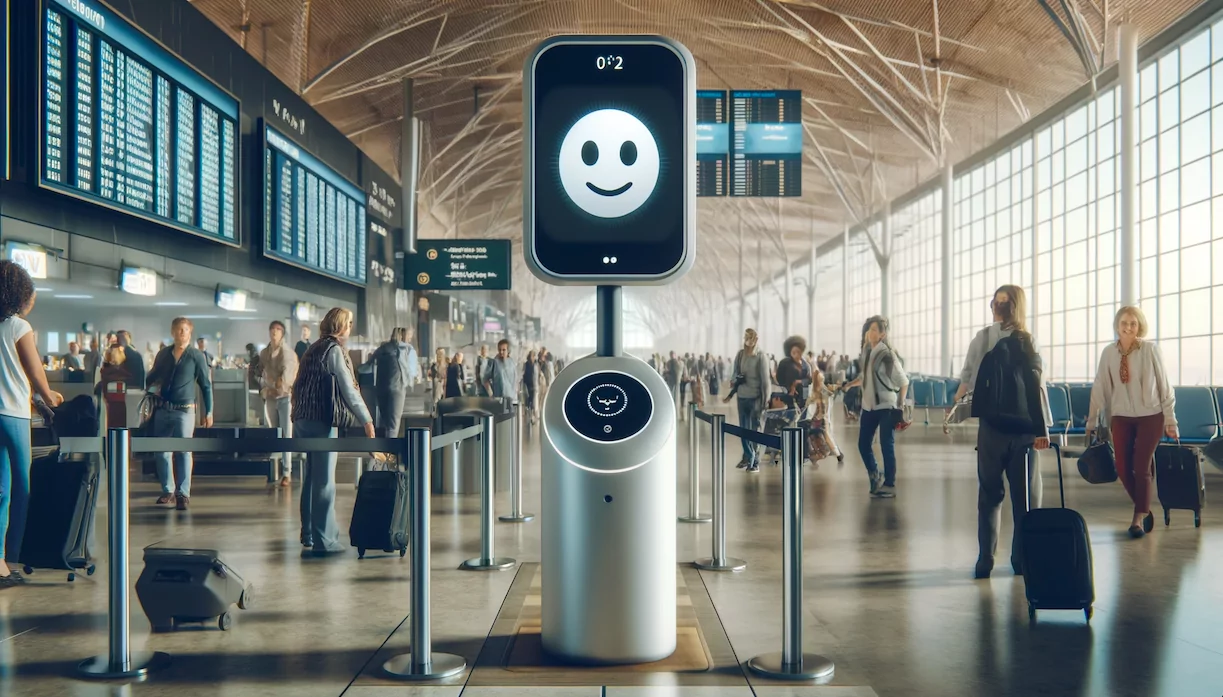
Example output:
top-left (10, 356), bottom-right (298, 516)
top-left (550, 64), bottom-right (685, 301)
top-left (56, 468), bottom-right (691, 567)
top-left (679, 402), bottom-right (710, 523)
top-left (499, 402), bottom-right (535, 523)
top-left (461, 413), bottom-right (515, 570)
top-left (747, 427), bottom-right (835, 682)
top-left (694, 414), bottom-right (745, 572)
top-left (384, 429), bottom-right (467, 679)
top-left (77, 428), bottom-right (170, 680)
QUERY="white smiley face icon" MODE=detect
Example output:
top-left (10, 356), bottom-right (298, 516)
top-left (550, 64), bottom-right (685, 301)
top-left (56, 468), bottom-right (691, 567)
top-left (558, 109), bottom-right (660, 219)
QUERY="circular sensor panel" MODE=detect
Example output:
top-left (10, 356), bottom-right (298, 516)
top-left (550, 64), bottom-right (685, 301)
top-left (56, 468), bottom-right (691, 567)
top-left (563, 371), bottom-right (653, 442)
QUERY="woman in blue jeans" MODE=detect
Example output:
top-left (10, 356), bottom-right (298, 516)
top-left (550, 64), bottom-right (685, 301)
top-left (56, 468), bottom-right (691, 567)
top-left (292, 307), bottom-right (374, 558)
top-left (843, 316), bottom-right (910, 499)
top-left (0, 261), bottom-right (64, 586)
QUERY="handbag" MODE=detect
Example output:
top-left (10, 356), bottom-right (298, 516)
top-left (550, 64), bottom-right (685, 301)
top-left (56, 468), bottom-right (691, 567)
top-left (1078, 435), bottom-right (1118, 484)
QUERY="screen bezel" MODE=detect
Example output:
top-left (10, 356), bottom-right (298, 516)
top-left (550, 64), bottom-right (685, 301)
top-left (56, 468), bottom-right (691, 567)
top-left (523, 35), bottom-right (696, 286)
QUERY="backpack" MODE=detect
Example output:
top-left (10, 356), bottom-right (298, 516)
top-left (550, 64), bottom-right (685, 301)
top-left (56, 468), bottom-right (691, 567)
top-left (374, 342), bottom-right (403, 389)
top-left (971, 333), bottom-right (1044, 435)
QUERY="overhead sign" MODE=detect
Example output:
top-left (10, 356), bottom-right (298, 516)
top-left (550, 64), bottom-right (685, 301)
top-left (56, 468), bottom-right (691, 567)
top-left (215, 286), bottom-right (248, 312)
top-left (40, 0), bottom-right (241, 243)
top-left (730, 90), bottom-right (802, 197)
top-left (696, 90), bottom-right (728, 197)
top-left (119, 265), bottom-right (157, 296)
top-left (523, 36), bottom-right (695, 284)
top-left (405, 239), bottom-right (511, 291)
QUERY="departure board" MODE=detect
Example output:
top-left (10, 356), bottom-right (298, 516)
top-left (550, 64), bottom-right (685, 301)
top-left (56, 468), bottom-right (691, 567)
top-left (696, 90), bottom-right (728, 197)
top-left (263, 123), bottom-right (368, 286)
top-left (730, 90), bottom-right (802, 197)
top-left (39, 0), bottom-right (239, 243)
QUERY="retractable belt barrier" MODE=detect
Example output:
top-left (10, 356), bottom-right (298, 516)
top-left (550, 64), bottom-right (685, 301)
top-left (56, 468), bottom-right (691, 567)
top-left (692, 410), bottom-right (746, 573)
top-left (72, 427), bottom-right (473, 682)
top-left (679, 402), bottom-right (710, 524)
top-left (746, 427), bottom-right (836, 682)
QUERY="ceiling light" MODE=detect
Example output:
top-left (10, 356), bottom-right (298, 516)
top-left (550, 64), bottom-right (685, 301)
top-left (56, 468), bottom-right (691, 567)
top-left (155, 302), bottom-right (188, 307)
top-left (55, 294), bottom-right (94, 300)
top-left (35, 287), bottom-right (54, 292)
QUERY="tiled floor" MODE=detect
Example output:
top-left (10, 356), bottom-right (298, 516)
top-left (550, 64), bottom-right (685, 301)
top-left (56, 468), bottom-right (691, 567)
top-left (2, 405), bottom-right (1221, 697)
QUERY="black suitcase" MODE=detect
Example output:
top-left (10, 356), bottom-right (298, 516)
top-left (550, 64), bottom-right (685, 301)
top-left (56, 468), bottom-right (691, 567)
top-left (1020, 444), bottom-right (1095, 622)
top-left (348, 469), bottom-right (410, 559)
top-left (135, 547), bottom-right (252, 631)
top-left (1154, 444), bottom-right (1206, 528)
top-left (19, 454), bottom-right (100, 582)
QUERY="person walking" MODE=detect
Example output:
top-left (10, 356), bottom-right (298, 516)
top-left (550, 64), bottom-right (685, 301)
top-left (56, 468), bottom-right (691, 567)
top-left (1086, 306), bottom-right (1178, 539)
top-left (485, 339), bottom-right (518, 401)
top-left (291, 308), bottom-right (374, 557)
top-left (117, 330), bottom-right (145, 389)
top-left (952, 286), bottom-right (1051, 578)
top-left (146, 318), bottom-right (214, 510)
top-left (295, 325), bottom-right (312, 361)
top-left (775, 336), bottom-right (811, 409)
top-left (723, 329), bottom-right (772, 473)
top-left (0, 262), bottom-right (64, 586)
top-left (843, 316), bottom-right (910, 498)
top-left (474, 345), bottom-right (491, 397)
top-left (430, 348), bottom-right (448, 404)
top-left (260, 321), bottom-right (298, 487)
top-left (368, 327), bottom-right (419, 437)
top-left (523, 350), bottom-right (539, 425)
top-left (445, 352), bottom-right (467, 398)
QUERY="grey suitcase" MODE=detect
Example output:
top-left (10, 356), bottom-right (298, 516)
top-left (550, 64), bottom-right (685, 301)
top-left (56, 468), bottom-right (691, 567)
top-left (135, 548), bottom-right (253, 631)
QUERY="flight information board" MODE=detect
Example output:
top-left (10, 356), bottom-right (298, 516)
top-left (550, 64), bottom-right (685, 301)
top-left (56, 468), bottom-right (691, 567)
top-left (730, 90), bottom-right (802, 197)
top-left (696, 90), bottom-right (728, 197)
top-left (39, 0), bottom-right (240, 243)
top-left (263, 123), bottom-right (368, 286)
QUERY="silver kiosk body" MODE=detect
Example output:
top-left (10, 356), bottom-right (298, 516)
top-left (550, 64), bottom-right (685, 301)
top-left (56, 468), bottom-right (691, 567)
top-left (524, 36), bottom-right (696, 663)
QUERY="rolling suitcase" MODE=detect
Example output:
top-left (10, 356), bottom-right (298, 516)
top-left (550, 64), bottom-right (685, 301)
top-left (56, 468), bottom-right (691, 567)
top-left (1020, 444), bottom-right (1095, 623)
top-left (348, 468), bottom-right (410, 559)
top-left (19, 454), bottom-right (100, 582)
top-left (1154, 444), bottom-right (1206, 528)
top-left (135, 548), bottom-right (252, 631)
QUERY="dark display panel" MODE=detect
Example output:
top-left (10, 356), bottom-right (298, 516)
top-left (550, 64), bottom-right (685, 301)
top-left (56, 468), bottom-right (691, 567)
top-left (263, 123), bottom-right (367, 286)
top-left (1, 0), bottom-right (8, 179)
top-left (39, 0), bottom-right (240, 243)
top-left (730, 89), bottom-right (802, 197)
top-left (563, 371), bottom-right (654, 443)
top-left (696, 90), bottom-right (728, 197)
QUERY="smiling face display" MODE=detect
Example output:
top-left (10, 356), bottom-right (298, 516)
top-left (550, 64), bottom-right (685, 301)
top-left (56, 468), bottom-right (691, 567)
top-left (587, 383), bottom-right (628, 417)
top-left (558, 108), bottom-right (660, 219)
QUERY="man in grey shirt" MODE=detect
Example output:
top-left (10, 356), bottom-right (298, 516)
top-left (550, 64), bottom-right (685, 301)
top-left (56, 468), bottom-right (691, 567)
top-left (485, 339), bottom-right (518, 401)
top-left (723, 328), bottom-right (772, 473)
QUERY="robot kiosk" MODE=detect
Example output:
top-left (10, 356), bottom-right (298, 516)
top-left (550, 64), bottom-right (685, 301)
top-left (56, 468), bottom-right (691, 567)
top-left (524, 36), bottom-right (696, 664)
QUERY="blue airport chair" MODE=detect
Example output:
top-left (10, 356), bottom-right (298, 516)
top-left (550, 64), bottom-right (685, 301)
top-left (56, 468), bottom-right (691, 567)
top-left (911, 380), bottom-right (933, 424)
top-left (1214, 386), bottom-right (1223, 430)
top-left (931, 379), bottom-right (949, 410)
top-left (1066, 385), bottom-right (1091, 435)
top-left (1047, 385), bottom-right (1073, 436)
top-left (1169, 386), bottom-right (1219, 445)
top-left (945, 378), bottom-right (961, 404)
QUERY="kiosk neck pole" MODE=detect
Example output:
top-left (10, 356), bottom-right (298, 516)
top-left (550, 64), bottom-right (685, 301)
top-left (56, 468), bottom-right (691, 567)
top-left (596, 285), bottom-right (623, 357)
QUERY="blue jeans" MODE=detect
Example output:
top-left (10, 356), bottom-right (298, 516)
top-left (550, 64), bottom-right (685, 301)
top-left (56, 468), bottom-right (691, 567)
top-left (0, 415), bottom-right (32, 561)
top-left (266, 396), bottom-right (293, 479)
top-left (737, 396), bottom-right (763, 465)
top-left (295, 420), bottom-right (343, 552)
top-left (154, 408), bottom-right (196, 497)
top-left (859, 408), bottom-right (901, 486)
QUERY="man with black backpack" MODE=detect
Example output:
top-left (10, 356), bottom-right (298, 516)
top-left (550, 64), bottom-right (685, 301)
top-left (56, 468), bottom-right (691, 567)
top-left (955, 285), bottom-right (1052, 579)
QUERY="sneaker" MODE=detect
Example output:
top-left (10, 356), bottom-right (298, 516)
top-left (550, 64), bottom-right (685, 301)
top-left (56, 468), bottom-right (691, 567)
top-left (156, 494), bottom-right (174, 505)
top-left (735, 458), bottom-right (750, 469)
top-left (868, 473), bottom-right (883, 495)
top-left (747, 464), bottom-right (760, 473)
top-left (279, 476), bottom-right (291, 488)
top-left (175, 494), bottom-right (189, 511)
top-left (873, 484), bottom-right (896, 499)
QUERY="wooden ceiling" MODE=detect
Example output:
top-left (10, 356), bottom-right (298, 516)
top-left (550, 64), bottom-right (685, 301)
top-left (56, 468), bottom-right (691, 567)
top-left (188, 0), bottom-right (1201, 336)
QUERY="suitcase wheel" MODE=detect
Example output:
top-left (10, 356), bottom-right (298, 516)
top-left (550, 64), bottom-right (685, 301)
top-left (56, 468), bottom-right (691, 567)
top-left (238, 586), bottom-right (253, 610)
top-left (357, 547), bottom-right (366, 560)
top-left (400, 547), bottom-right (407, 558)
top-left (86, 565), bottom-right (96, 576)
top-left (1194, 511), bottom-right (1201, 528)
top-left (21, 566), bottom-right (32, 576)
top-left (1164, 509), bottom-right (1170, 526)
top-left (219, 612), bottom-right (233, 631)
top-left (67, 573), bottom-right (75, 582)
top-left (1027, 603), bottom-right (1036, 623)
top-left (1084, 606), bottom-right (1093, 622)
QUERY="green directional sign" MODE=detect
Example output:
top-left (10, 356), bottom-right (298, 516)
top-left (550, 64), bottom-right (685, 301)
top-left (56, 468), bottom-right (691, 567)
top-left (405, 239), bottom-right (512, 291)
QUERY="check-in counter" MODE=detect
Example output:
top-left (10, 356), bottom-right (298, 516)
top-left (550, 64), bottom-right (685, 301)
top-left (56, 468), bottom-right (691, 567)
top-left (208, 369), bottom-right (249, 427)
top-left (46, 369), bottom-right (97, 405)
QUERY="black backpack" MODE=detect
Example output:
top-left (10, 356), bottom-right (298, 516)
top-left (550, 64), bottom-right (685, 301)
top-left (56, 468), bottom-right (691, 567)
top-left (972, 333), bottom-right (1044, 435)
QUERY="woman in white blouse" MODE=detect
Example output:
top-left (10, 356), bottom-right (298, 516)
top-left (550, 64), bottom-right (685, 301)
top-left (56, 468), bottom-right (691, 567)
top-left (1086, 306), bottom-right (1178, 539)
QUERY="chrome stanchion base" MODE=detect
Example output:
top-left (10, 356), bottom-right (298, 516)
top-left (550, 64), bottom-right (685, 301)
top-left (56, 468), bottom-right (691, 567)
top-left (498, 512), bottom-right (536, 523)
top-left (459, 556), bottom-right (516, 571)
top-left (77, 651), bottom-right (171, 680)
top-left (382, 651), bottom-right (467, 680)
top-left (693, 556), bottom-right (747, 572)
top-left (747, 651), bottom-right (835, 681)
top-left (678, 514), bottom-right (712, 524)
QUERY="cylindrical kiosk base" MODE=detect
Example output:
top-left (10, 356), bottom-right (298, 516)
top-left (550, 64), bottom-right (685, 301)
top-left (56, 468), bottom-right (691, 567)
top-left (541, 354), bottom-right (677, 664)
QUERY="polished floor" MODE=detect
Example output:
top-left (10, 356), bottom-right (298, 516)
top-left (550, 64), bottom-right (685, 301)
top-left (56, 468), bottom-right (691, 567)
top-left (2, 404), bottom-right (1222, 697)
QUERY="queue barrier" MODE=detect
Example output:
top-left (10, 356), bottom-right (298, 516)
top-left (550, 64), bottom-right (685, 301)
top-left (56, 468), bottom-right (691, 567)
top-left (678, 402), bottom-right (711, 523)
top-left (71, 427), bottom-right (496, 682)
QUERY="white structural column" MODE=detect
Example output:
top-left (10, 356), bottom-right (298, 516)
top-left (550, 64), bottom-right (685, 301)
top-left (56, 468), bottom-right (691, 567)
top-left (879, 201), bottom-right (892, 318)
top-left (1119, 23), bottom-right (1139, 306)
top-left (756, 239), bottom-right (764, 339)
top-left (1032, 133), bottom-right (1041, 330)
top-left (808, 221), bottom-right (818, 347)
top-left (940, 164), bottom-right (953, 377)
top-left (784, 261), bottom-right (793, 338)
top-left (738, 216), bottom-right (746, 335)
top-left (842, 224), bottom-right (850, 354)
